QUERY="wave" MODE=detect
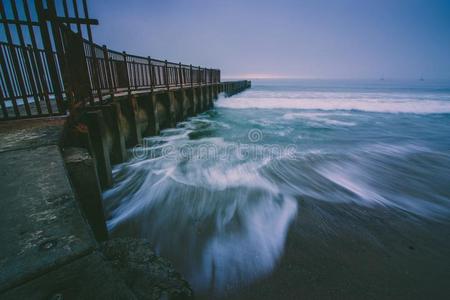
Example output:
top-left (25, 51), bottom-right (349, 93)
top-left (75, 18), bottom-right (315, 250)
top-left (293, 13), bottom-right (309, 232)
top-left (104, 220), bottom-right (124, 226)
top-left (104, 119), bottom-right (299, 296)
top-left (105, 161), bottom-right (298, 296)
top-left (272, 142), bottom-right (450, 219)
top-left (282, 112), bottom-right (357, 126)
top-left (216, 93), bottom-right (450, 114)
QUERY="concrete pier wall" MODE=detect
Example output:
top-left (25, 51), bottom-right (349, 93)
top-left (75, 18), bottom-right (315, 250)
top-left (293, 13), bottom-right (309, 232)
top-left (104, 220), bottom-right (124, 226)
top-left (76, 81), bottom-right (250, 193)
top-left (60, 81), bottom-right (249, 238)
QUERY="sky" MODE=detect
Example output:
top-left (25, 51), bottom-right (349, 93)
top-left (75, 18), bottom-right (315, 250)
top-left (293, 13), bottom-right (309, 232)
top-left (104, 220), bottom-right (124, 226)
top-left (89, 0), bottom-right (450, 80)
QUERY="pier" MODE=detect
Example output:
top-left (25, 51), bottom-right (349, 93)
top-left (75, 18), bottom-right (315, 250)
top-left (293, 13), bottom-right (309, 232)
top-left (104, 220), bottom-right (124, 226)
top-left (0, 0), bottom-right (250, 298)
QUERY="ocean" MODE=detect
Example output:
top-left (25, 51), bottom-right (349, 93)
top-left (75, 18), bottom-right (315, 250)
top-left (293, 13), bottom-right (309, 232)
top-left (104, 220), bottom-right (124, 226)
top-left (103, 79), bottom-right (450, 299)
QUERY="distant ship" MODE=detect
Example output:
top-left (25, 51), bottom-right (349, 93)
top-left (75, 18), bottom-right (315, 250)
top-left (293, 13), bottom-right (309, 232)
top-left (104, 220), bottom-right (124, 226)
top-left (380, 74), bottom-right (385, 81)
top-left (420, 74), bottom-right (424, 81)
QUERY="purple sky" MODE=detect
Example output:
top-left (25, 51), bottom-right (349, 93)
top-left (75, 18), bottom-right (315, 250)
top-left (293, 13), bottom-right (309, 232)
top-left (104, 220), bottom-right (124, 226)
top-left (90, 0), bottom-right (450, 80)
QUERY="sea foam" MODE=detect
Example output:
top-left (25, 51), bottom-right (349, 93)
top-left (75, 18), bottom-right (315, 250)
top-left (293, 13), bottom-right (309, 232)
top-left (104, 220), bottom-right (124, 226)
top-left (216, 90), bottom-right (450, 114)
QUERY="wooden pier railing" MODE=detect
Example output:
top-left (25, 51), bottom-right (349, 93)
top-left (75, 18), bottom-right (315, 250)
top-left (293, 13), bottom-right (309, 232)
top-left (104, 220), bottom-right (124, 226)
top-left (0, 0), bottom-right (220, 121)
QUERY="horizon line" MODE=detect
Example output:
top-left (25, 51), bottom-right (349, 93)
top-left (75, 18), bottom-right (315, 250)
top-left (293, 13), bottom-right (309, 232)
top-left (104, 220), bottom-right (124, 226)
top-left (222, 75), bottom-right (450, 81)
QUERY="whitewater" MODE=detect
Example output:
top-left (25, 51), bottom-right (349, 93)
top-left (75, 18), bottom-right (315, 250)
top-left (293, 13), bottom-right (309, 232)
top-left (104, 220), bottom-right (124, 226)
top-left (103, 79), bottom-right (450, 299)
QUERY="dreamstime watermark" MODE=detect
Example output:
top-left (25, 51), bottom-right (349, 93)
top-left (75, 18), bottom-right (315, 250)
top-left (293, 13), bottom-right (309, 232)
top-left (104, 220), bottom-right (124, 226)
top-left (247, 129), bottom-right (263, 142)
top-left (131, 129), bottom-right (297, 161)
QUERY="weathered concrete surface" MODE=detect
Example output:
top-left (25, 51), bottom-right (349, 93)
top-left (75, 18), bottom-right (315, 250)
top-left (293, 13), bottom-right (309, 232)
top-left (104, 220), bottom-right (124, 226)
top-left (86, 110), bottom-right (113, 189)
top-left (155, 93), bottom-right (171, 129)
top-left (101, 238), bottom-right (193, 300)
top-left (0, 118), bottom-right (96, 292)
top-left (0, 117), bottom-right (66, 152)
top-left (64, 147), bottom-right (109, 242)
top-left (0, 117), bottom-right (194, 299)
top-left (1, 252), bottom-right (136, 300)
top-left (136, 94), bottom-right (159, 137)
top-left (119, 96), bottom-right (142, 148)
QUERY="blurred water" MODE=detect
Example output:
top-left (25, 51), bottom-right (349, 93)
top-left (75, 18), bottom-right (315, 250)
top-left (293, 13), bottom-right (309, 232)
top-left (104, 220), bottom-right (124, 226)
top-left (103, 79), bottom-right (450, 298)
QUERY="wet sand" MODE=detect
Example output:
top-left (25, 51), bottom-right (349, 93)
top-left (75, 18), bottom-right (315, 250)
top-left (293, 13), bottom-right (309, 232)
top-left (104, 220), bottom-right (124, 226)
top-left (225, 199), bottom-right (450, 299)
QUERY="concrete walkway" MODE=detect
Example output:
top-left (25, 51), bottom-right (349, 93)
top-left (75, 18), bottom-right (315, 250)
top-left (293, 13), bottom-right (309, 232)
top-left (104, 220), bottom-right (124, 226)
top-left (0, 118), bottom-right (134, 299)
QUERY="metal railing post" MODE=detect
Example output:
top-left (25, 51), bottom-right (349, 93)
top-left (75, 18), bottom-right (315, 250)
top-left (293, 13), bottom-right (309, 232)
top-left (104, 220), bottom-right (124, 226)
top-left (148, 56), bottom-right (154, 92)
top-left (35, 0), bottom-right (65, 113)
top-left (190, 64), bottom-right (193, 87)
top-left (164, 60), bottom-right (169, 90)
top-left (123, 51), bottom-right (131, 95)
top-left (103, 45), bottom-right (114, 99)
top-left (178, 62), bottom-right (183, 88)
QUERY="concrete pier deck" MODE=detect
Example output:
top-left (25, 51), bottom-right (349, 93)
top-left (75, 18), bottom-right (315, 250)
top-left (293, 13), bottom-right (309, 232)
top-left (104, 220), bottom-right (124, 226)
top-left (0, 118), bottom-right (134, 298)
